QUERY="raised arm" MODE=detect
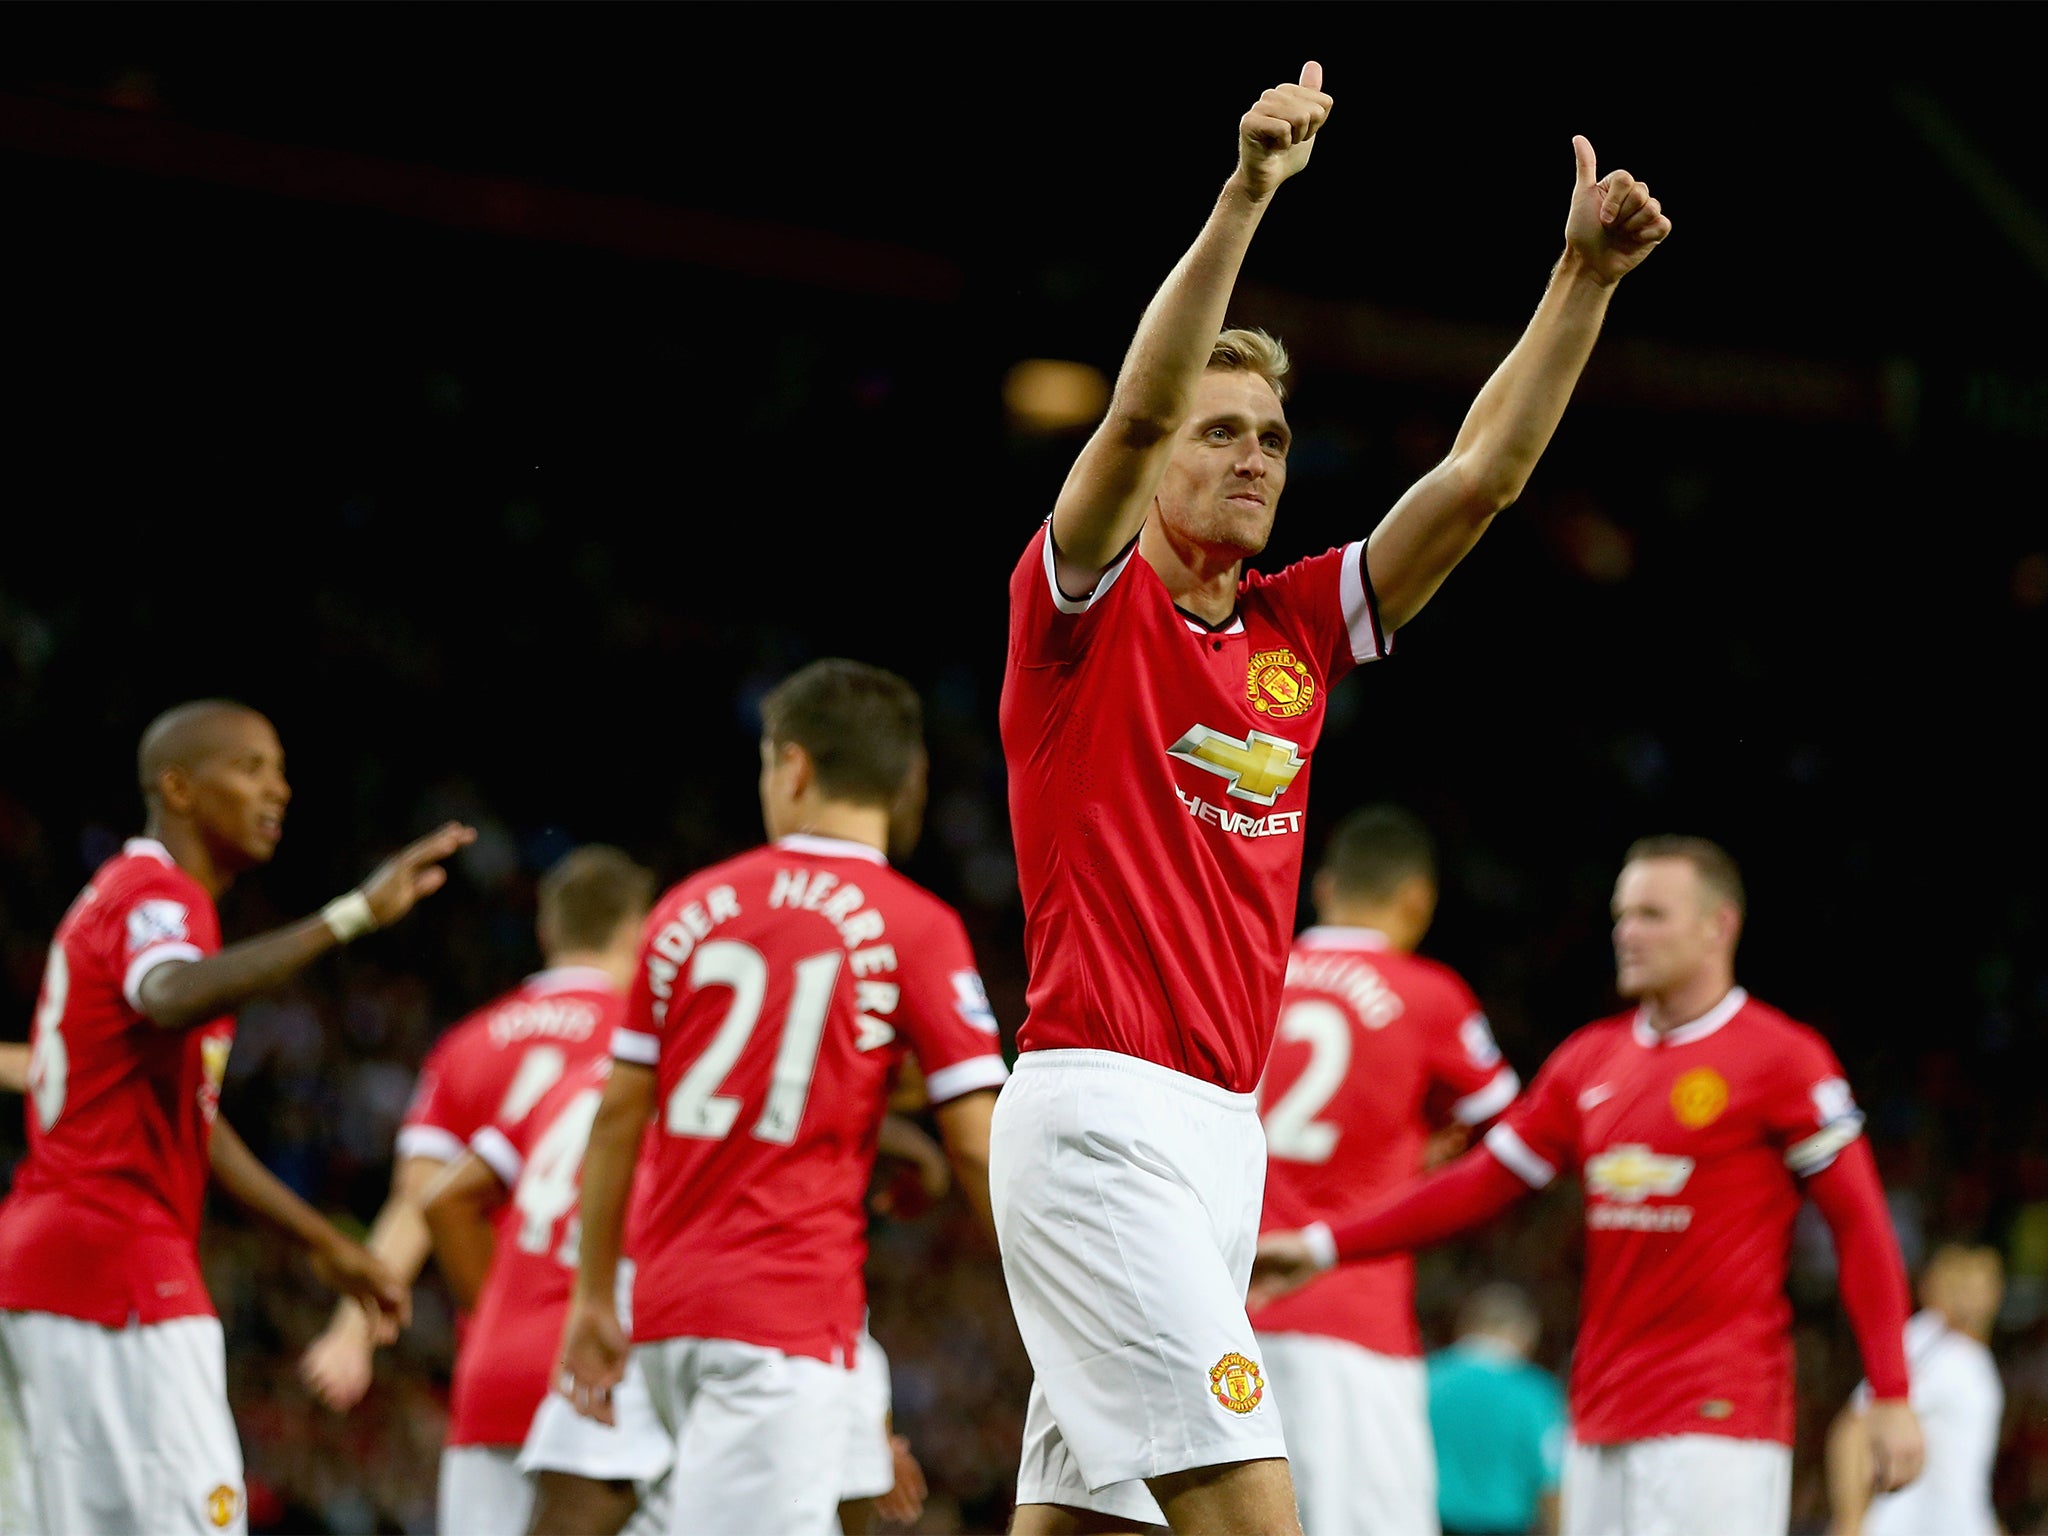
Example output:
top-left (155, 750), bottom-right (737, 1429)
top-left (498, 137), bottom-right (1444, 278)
top-left (1049, 62), bottom-right (1332, 587)
top-left (1364, 137), bottom-right (1671, 632)
top-left (138, 822), bottom-right (475, 1030)
top-left (558, 1060), bottom-right (656, 1425)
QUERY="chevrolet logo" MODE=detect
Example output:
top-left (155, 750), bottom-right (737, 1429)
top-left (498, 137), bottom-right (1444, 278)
top-left (1584, 1144), bottom-right (1694, 1204)
top-left (1167, 726), bottom-right (1306, 805)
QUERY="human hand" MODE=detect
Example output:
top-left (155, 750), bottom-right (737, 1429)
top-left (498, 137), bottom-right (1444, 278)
top-left (875, 1434), bottom-right (929, 1525)
top-left (1865, 1399), bottom-right (1925, 1492)
top-left (1235, 62), bottom-right (1334, 202)
top-left (298, 1304), bottom-right (377, 1411)
top-left (358, 821), bottom-right (478, 929)
top-left (1248, 1229), bottom-right (1328, 1311)
top-left (1563, 136), bottom-right (1671, 284)
top-left (557, 1292), bottom-right (630, 1425)
top-left (308, 1238), bottom-right (409, 1341)
top-left (1424, 1122), bottom-right (1470, 1169)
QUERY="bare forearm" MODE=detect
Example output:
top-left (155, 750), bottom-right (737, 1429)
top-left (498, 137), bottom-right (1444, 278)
top-left (574, 1076), bottom-right (651, 1303)
top-left (1448, 251), bottom-right (1614, 503)
top-left (422, 1192), bottom-right (497, 1310)
top-left (139, 918), bottom-right (338, 1030)
top-left (211, 1118), bottom-right (340, 1254)
top-left (1826, 1408), bottom-right (1873, 1535)
top-left (0, 1042), bottom-right (26, 1094)
top-left (933, 1090), bottom-right (997, 1243)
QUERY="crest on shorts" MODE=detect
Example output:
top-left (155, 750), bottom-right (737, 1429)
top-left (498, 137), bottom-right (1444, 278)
top-left (1246, 648), bottom-right (1315, 720)
top-left (206, 1484), bottom-right (241, 1529)
top-left (1208, 1351), bottom-right (1265, 1415)
top-left (1670, 1067), bottom-right (1729, 1129)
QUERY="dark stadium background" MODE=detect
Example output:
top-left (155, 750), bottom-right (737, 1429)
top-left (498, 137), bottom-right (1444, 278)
top-left (3, 10), bottom-right (2044, 1533)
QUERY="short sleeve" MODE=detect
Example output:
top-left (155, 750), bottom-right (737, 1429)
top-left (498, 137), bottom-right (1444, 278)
top-left (1246, 541), bottom-right (1390, 683)
top-left (1763, 1028), bottom-right (1866, 1177)
top-left (1425, 973), bottom-right (1520, 1126)
top-left (890, 910), bottom-right (1008, 1105)
top-left (104, 875), bottom-right (212, 1014)
top-left (395, 1034), bottom-right (470, 1163)
top-left (1486, 1036), bottom-right (1586, 1188)
top-left (1008, 520), bottom-right (1142, 670)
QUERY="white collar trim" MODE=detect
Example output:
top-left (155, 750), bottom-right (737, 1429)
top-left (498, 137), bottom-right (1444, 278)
top-left (122, 837), bottom-right (176, 867)
top-left (776, 834), bottom-right (887, 867)
top-left (526, 966), bottom-right (617, 994)
top-left (1633, 986), bottom-right (1748, 1048)
top-left (1297, 926), bottom-right (1392, 952)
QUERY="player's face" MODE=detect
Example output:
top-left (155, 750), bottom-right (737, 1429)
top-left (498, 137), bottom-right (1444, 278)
top-left (1610, 857), bottom-right (1719, 998)
top-left (1155, 370), bottom-right (1290, 558)
top-left (189, 714), bottom-right (290, 869)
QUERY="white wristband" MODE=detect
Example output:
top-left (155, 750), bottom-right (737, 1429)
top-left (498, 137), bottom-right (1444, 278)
top-left (1302, 1221), bottom-right (1339, 1272)
top-left (321, 891), bottom-right (376, 944)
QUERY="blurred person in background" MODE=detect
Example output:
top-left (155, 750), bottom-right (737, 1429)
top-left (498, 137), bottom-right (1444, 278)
top-left (1827, 1242), bottom-right (2006, 1536)
top-left (557, 658), bottom-right (1009, 1536)
top-left (311, 842), bottom-right (653, 1532)
top-left (0, 697), bottom-right (472, 1536)
top-left (1426, 1282), bottom-right (1566, 1536)
top-left (1257, 835), bottom-right (1921, 1536)
top-left (1251, 804), bottom-right (1521, 1536)
top-left (993, 48), bottom-right (1669, 1533)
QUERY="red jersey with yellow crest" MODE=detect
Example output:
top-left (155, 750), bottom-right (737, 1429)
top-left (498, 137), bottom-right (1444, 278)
top-left (1483, 987), bottom-right (1865, 1445)
top-left (0, 839), bottom-right (234, 1324)
top-left (1001, 522), bottom-right (1390, 1093)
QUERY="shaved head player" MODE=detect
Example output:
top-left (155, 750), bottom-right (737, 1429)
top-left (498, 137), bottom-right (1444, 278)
top-left (0, 699), bottom-right (473, 1536)
top-left (994, 62), bottom-right (1669, 1535)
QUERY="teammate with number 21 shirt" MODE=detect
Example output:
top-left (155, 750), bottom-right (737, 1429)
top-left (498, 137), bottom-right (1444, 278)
top-left (558, 660), bottom-right (1008, 1536)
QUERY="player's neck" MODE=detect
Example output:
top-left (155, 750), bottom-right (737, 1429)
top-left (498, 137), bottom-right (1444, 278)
top-left (1317, 906), bottom-right (1418, 952)
top-left (1143, 520), bottom-right (1242, 625)
top-left (1637, 971), bottom-right (1737, 1035)
top-left (777, 802), bottom-right (891, 859)
top-left (540, 946), bottom-right (635, 991)
top-left (144, 816), bottom-right (233, 898)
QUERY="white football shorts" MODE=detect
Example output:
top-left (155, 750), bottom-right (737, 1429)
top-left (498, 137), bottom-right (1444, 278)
top-left (517, 1345), bottom-right (674, 1487)
top-left (1562, 1434), bottom-right (1791, 1536)
top-left (1255, 1331), bottom-right (1438, 1536)
top-left (840, 1326), bottom-right (896, 1502)
top-left (0, 1310), bottom-right (246, 1536)
top-left (437, 1444), bottom-right (530, 1536)
top-left (991, 1048), bottom-right (1285, 1523)
top-left (636, 1334), bottom-right (852, 1536)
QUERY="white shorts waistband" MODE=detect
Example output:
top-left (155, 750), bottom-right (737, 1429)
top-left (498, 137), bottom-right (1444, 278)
top-left (1009, 1048), bottom-right (1259, 1113)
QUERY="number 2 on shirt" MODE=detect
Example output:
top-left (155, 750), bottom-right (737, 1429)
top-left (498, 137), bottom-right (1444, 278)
top-left (665, 941), bottom-right (845, 1146)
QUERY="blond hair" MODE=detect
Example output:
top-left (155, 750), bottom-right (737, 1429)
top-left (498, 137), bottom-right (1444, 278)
top-left (1209, 327), bottom-right (1290, 401)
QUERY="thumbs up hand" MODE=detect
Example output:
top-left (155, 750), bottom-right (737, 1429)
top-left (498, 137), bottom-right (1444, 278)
top-left (1565, 135), bottom-right (1672, 284)
top-left (1236, 62), bottom-right (1335, 201)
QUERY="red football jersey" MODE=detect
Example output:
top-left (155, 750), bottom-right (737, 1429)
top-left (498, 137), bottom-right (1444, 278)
top-left (1001, 523), bottom-right (1388, 1092)
top-left (397, 967), bottom-right (623, 1166)
top-left (617, 835), bottom-right (1009, 1362)
top-left (0, 839), bottom-right (233, 1324)
top-left (1252, 927), bottom-right (1519, 1355)
top-left (1484, 988), bottom-right (1866, 1445)
top-left (448, 1054), bottom-right (613, 1448)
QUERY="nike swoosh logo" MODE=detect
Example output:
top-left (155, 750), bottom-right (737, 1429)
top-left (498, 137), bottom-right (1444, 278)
top-left (1578, 1084), bottom-right (1615, 1111)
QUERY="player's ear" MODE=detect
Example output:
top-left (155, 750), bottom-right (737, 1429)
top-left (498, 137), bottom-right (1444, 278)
top-left (1310, 868), bottom-right (1338, 921)
top-left (156, 764), bottom-right (195, 815)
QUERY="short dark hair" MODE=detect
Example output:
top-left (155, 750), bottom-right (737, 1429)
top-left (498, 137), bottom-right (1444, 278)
top-left (1318, 804), bottom-right (1437, 902)
top-left (1624, 834), bottom-right (1746, 917)
top-left (537, 845), bottom-right (656, 954)
top-left (759, 659), bottom-right (924, 808)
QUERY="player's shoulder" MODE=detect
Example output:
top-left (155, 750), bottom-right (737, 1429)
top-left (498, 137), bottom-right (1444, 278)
top-left (1730, 992), bottom-right (1844, 1065)
top-left (1544, 1011), bottom-right (1637, 1074)
top-left (1240, 541), bottom-right (1352, 596)
top-left (1394, 949), bottom-right (1484, 1008)
top-left (86, 839), bottom-right (207, 907)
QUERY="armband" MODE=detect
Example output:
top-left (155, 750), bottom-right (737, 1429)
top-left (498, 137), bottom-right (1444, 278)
top-left (320, 891), bottom-right (376, 944)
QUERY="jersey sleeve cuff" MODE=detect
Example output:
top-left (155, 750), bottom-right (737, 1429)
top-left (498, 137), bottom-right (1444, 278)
top-left (1301, 1220), bottom-right (1339, 1272)
top-left (922, 1054), bottom-right (1010, 1104)
top-left (1484, 1122), bottom-right (1558, 1189)
top-left (1451, 1067), bottom-right (1521, 1126)
top-left (611, 1027), bottom-right (661, 1066)
top-left (470, 1125), bottom-right (523, 1186)
top-left (121, 942), bottom-right (205, 1012)
top-left (1340, 539), bottom-right (1392, 664)
top-left (395, 1124), bottom-right (466, 1164)
top-left (1785, 1112), bottom-right (1865, 1176)
top-left (1043, 518), bottom-right (1140, 614)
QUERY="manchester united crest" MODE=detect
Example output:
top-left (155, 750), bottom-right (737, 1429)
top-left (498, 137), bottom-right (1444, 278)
top-left (1208, 1351), bottom-right (1265, 1414)
top-left (206, 1484), bottom-right (242, 1529)
top-left (1246, 648), bottom-right (1315, 719)
top-left (1670, 1067), bottom-right (1729, 1129)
